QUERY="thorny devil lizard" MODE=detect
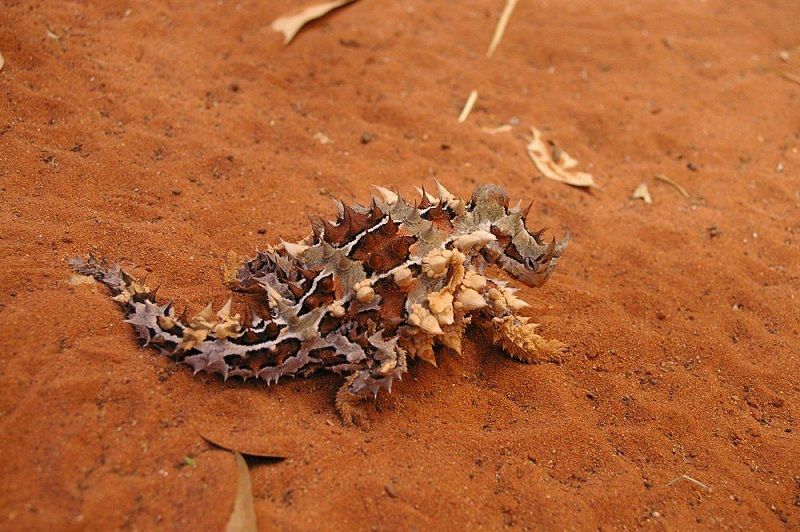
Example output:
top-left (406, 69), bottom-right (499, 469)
top-left (70, 183), bottom-right (569, 425)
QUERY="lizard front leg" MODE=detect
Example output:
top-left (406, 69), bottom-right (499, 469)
top-left (335, 374), bottom-right (372, 427)
top-left (488, 315), bottom-right (567, 364)
top-left (473, 281), bottom-right (567, 364)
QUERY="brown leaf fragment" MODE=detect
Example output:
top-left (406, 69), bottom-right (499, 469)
top-left (225, 452), bottom-right (257, 532)
top-left (631, 182), bottom-right (653, 204)
top-left (526, 127), bottom-right (597, 188)
top-left (271, 0), bottom-right (358, 45)
top-left (200, 432), bottom-right (287, 462)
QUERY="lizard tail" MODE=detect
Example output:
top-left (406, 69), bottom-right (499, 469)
top-left (69, 255), bottom-right (275, 381)
top-left (68, 256), bottom-right (403, 394)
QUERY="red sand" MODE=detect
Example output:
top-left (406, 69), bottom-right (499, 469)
top-left (1, 0), bottom-right (799, 529)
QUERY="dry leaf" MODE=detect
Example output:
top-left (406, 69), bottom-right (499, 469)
top-left (271, 0), bottom-right (357, 45)
top-left (313, 131), bottom-right (332, 144)
top-left (200, 432), bottom-right (288, 461)
top-left (481, 124), bottom-right (513, 135)
top-left (654, 174), bottom-right (689, 198)
top-left (224, 452), bottom-right (257, 532)
top-left (631, 182), bottom-right (653, 204)
top-left (526, 127), bottom-right (597, 188)
top-left (486, 0), bottom-right (519, 58)
top-left (458, 90), bottom-right (478, 123)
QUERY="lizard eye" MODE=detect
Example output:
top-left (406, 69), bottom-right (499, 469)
top-left (523, 256), bottom-right (538, 271)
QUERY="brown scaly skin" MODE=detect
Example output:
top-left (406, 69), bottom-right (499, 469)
top-left (70, 183), bottom-right (568, 426)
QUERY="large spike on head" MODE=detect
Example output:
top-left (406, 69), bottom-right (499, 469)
top-left (520, 201), bottom-right (533, 221)
top-left (416, 185), bottom-right (435, 208)
top-left (332, 198), bottom-right (345, 220)
top-left (309, 214), bottom-right (324, 241)
top-left (532, 226), bottom-right (547, 245)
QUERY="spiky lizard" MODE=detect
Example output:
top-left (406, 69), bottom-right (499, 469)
top-left (70, 183), bottom-right (569, 425)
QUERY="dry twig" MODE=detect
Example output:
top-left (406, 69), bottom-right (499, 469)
top-left (654, 174), bottom-right (689, 198)
top-left (458, 90), bottom-right (478, 123)
top-left (486, 0), bottom-right (519, 58)
top-left (666, 474), bottom-right (711, 492)
top-left (779, 71), bottom-right (800, 86)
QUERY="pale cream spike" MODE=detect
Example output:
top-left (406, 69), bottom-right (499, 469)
top-left (217, 297), bottom-right (233, 319)
top-left (457, 288), bottom-right (488, 311)
top-left (435, 180), bottom-right (454, 203)
top-left (508, 298), bottom-right (531, 311)
top-left (195, 302), bottom-right (214, 322)
top-left (421, 314), bottom-right (444, 335)
top-left (371, 185), bottom-right (398, 205)
top-left (450, 197), bottom-right (466, 216)
top-left (281, 239), bottom-right (310, 258)
top-left (454, 230), bottom-right (496, 251)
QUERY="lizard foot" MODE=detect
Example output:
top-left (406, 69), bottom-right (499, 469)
top-left (491, 315), bottom-right (568, 364)
top-left (335, 379), bottom-right (371, 428)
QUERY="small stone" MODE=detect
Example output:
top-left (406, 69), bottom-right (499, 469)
top-left (360, 132), bottom-right (375, 144)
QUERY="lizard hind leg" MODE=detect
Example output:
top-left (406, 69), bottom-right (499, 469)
top-left (490, 315), bottom-right (568, 364)
top-left (335, 374), bottom-right (372, 427)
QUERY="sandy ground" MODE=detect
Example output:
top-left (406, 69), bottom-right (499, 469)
top-left (2, 0), bottom-right (800, 529)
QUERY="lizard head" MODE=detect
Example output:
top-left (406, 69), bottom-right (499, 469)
top-left (467, 184), bottom-right (569, 288)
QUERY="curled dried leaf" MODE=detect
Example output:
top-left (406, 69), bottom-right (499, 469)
top-left (526, 127), bottom-right (597, 188)
top-left (271, 0), bottom-right (358, 45)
